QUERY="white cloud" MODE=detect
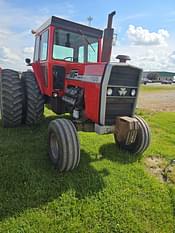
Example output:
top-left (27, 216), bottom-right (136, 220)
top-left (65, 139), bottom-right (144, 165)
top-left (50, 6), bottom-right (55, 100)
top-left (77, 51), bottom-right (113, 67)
top-left (111, 41), bottom-right (175, 72)
top-left (0, 47), bottom-right (21, 63)
top-left (0, 1), bottom-right (75, 71)
top-left (111, 24), bottom-right (175, 71)
top-left (169, 51), bottom-right (175, 62)
top-left (23, 47), bottom-right (34, 55)
top-left (127, 25), bottom-right (170, 46)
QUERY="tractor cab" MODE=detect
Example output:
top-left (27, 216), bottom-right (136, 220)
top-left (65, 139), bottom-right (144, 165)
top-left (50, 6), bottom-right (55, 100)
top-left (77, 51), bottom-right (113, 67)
top-left (29, 16), bottom-right (104, 96)
top-left (33, 16), bottom-right (103, 63)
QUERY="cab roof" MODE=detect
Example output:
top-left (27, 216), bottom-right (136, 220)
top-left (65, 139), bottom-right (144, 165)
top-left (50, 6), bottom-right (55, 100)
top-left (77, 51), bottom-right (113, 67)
top-left (36, 16), bottom-right (103, 38)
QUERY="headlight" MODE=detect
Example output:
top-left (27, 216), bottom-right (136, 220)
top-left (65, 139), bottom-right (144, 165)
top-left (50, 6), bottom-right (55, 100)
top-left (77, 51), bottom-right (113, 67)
top-left (131, 89), bottom-right (136, 96)
top-left (107, 88), bottom-right (113, 96)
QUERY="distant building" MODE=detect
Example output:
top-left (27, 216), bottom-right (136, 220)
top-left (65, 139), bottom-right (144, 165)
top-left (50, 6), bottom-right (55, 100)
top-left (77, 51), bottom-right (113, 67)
top-left (143, 71), bottom-right (175, 82)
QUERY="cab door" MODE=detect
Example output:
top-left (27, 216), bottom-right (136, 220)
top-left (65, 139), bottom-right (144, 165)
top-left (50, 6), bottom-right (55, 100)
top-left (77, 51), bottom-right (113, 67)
top-left (39, 30), bottom-right (49, 88)
top-left (32, 29), bottom-right (50, 95)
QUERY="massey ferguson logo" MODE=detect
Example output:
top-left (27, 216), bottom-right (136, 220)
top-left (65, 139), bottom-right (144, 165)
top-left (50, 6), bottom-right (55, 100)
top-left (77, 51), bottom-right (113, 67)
top-left (118, 88), bottom-right (127, 96)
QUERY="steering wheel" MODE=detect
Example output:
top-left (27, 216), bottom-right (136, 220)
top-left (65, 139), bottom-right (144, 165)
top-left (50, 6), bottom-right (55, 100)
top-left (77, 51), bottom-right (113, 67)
top-left (63, 57), bottom-right (73, 61)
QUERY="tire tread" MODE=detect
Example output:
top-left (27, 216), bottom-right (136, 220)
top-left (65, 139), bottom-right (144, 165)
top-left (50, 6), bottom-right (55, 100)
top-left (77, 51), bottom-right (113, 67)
top-left (21, 71), bottom-right (44, 125)
top-left (114, 115), bottom-right (151, 155)
top-left (48, 119), bottom-right (80, 172)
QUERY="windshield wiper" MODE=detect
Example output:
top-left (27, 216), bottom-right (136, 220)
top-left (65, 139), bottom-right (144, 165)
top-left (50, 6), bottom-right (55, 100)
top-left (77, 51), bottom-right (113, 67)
top-left (79, 30), bottom-right (95, 52)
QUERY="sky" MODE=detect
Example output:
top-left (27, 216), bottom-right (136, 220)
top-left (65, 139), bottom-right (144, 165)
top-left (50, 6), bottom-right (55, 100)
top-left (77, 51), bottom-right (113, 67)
top-left (0, 0), bottom-right (175, 71)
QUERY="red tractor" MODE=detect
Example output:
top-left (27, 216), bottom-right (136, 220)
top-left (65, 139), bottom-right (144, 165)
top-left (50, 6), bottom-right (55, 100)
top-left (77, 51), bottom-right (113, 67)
top-left (0, 12), bottom-right (151, 171)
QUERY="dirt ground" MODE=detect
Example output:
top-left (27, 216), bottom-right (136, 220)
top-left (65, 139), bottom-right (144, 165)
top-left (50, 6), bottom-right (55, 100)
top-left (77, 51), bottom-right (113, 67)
top-left (138, 90), bottom-right (175, 112)
top-left (144, 156), bottom-right (175, 184)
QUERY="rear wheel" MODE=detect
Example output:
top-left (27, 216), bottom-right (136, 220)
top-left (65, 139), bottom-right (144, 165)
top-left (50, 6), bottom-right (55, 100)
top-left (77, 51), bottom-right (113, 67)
top-left (21, 71), bottom-right (44, 125)
top-left (0, 69), bottom-right (23, 127)
top-left (48, 119), bottom-right (80, 172)
top-left (114, 116), bottom-right (151, 154)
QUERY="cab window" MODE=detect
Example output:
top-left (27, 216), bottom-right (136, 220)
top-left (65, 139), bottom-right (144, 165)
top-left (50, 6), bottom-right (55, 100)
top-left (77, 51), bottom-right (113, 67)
top-left (88, 42), bottom-right (98, 62)
top-left (53, 29), bottom-right (98, 63)
top-left (40, 30), bottom-right (48, 61)
top-left (78, 46), bottom-right (84, 63)
top-left (53, 45), bottom-right (73, 61)
top-left (34, 36), bottom-right (40, 61)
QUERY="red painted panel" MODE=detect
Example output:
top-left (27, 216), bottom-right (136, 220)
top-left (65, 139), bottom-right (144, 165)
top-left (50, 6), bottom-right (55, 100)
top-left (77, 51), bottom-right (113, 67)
top-left (65, 79), bottom-right (101, 123)
top-left (84, 63), bottom-right (106, 76)
top-left (84, 83), bottom-right (101, 123)
top-left (32, 63), bottom-right (45, 94)
top-left (64, 62), bottom-right (107, 123)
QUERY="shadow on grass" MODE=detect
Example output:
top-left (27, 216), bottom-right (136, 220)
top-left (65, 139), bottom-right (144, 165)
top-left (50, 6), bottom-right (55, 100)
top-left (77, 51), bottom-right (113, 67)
top-left (0, 116), bottom-right (108, 220)
top-left (99, 143), bottom-right (142, 164)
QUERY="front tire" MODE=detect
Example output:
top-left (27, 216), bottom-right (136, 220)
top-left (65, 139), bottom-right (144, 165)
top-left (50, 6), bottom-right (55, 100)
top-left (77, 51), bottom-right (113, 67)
top-left (0, 69), bottom-right (23, 127)
top-left (48, 119), bottom-right (80, 172)
top-left (21, 71), bottom-right (44, 125)
top-left (114, 116), bottom-right (151, 154)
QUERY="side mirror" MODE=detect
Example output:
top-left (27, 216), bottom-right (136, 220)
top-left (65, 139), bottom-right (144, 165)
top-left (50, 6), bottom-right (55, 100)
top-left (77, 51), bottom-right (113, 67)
top-left (25, 58), bottom-right (32, 66)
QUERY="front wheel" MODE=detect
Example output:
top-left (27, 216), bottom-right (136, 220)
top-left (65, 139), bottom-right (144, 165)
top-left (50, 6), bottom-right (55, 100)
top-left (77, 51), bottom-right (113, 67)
top-left (114, 116), bottom-right (151, 154)
top-left (48, 119), bottom-right (80, 172)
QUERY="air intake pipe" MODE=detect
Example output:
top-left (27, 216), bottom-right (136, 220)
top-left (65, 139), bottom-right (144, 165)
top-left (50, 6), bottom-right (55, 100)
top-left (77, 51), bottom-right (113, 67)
top-left (101, 11), bottom-right (116, 62)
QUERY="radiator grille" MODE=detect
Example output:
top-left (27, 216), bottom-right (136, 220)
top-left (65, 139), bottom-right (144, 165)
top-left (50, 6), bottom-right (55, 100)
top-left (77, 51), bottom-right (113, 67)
top-left (109, 66), bottom-right (140, 86)
top-left (104, 65), bottom-right (141, 125)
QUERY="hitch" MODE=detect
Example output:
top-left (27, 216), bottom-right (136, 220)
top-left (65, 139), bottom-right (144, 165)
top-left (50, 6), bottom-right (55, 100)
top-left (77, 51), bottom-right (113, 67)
top-left (115, 116), bottom-right (139, 145)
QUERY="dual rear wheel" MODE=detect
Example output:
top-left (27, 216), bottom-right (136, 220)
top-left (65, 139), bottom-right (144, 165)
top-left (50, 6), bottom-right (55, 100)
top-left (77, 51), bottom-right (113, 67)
top-left (21, 71), bottom-right (45, 125)
top-left (0, 69), bottom-right (44, 127)
top-left (0, 69), bottom-right (23, 127)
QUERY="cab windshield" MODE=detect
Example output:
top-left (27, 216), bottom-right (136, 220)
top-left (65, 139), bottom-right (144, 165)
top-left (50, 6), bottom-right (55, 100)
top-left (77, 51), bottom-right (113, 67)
top-left (53, 29), bottom-right (99, 63)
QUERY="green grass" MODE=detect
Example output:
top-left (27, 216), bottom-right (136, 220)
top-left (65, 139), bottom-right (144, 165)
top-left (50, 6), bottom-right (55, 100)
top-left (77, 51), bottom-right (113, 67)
top-left (0, 109), bottom-right (175, 232)
top-left (141, 84), bottom-right (175, 92)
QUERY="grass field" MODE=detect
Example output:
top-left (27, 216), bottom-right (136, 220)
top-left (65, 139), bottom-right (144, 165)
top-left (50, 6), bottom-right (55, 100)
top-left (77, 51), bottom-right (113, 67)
top-left (0, 108), bottom-right (175, 232)
top-left (141, 84), bottom-right (175, 92)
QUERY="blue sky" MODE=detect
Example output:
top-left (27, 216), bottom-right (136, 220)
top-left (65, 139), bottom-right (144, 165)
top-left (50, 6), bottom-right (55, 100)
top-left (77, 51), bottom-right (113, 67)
top-left (0, 0), bottom-right (175, 71)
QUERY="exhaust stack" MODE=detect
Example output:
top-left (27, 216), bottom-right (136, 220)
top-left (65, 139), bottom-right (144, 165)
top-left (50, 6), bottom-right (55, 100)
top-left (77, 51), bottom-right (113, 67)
top-left (101, 11), bottom-right (116, 62)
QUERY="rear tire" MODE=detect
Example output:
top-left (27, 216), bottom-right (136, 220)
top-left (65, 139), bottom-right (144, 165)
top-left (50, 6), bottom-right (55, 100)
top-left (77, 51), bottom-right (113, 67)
top-left (21, 71), bottom-right (44, 125)
top-left (114, 116), bottom-right (151, 154)
top-left (0, 69), bottom-right (23, 127)
top-left (48, 119), bottom-right (80, 172)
